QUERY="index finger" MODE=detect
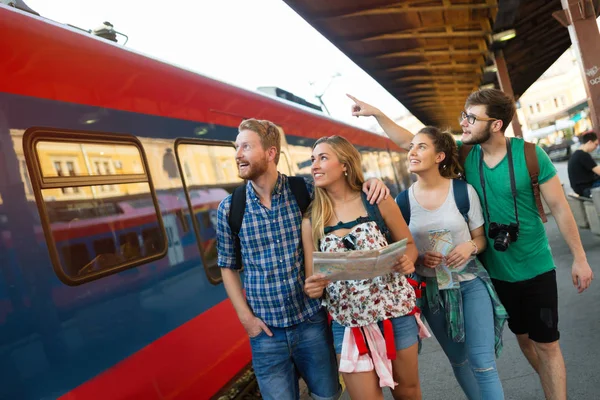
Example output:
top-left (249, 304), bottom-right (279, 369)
top-left (308, 273), bottom-right (327, 281)
top-left (258, 320), bottom-right (273, 337)
top-left (346, 93), bottom-right (360, 104)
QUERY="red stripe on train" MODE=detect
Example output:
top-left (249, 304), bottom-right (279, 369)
top-left (0, 8), bottom-right (402, 152)
top-left (59, 299), bottom-right (251, 400)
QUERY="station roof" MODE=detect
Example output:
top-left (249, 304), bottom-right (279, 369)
top-left (282, 0), bottom-right (600, 131)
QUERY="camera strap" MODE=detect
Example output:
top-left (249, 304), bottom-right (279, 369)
top-left (478, 138), bottom-right (520, 227)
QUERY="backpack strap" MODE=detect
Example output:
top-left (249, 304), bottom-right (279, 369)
top-left (458, 144), bottom-right (473, 170)
top-left (395, 189), bottom-right (411, 226)
top-left (361, 192), bottom-right (392, 243)
top-left (228, 176), bottom-right (311, 268)
top-left (288, 176), bottom-right (311, 215)
top-left (452, 179), bottom-right (470, 223)
top-left (229, 184), bottom-right (247, 268)
top-left (524, 142), bottom-right (548, 223)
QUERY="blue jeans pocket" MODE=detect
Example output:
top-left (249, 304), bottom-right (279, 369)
top-left (306, 309), bottom-right (327, 324)
top-left (249, 330), bottom-right (267, 341)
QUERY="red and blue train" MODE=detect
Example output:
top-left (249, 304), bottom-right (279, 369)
top-left (0, 4), bottom-right (410, 399)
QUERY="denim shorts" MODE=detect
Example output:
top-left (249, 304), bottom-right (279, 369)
top-left (331, 314), bottom-right (418, 354)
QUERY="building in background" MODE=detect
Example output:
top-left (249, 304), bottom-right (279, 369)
top-left (519, 48), bottom-right (592, 145)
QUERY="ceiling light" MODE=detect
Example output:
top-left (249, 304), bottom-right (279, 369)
top-left (492, 29), bottom-right (516, 42)
top-left (480, 83), bottom-right (495, 90)
top-left (483, 65), bottom-right (498, 73)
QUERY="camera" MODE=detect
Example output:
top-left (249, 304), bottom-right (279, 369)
top-left (488, 222), bottom-right (519, 252)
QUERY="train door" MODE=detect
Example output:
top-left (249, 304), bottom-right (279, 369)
top-left (163, 214), bottom-right (184, 266)
top-left (276, 126), bottom-right (296, 176)
top-left (174, 139), bottom-right (242, 284)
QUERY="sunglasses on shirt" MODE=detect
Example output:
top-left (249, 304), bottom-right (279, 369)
top-left (342, 233), bottom-right (357, 250)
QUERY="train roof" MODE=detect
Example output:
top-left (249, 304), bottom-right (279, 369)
top-left (0, 5), bottom-right (403, 152)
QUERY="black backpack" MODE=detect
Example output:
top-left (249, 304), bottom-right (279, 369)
top-left (360, 192), bottom-right (392, 243)
top-left (228, 176), bottom-right (311, 268)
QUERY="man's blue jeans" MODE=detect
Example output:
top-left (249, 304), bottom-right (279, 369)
top-left (422, 277), bottom-right (504, 400)
top-left (582, 179), bottom-right (600, 197)
top-left (249, 309), bottom-right (341, 400)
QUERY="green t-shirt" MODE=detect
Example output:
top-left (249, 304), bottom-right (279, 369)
top-left (458, 138), bottom-right (557, 282)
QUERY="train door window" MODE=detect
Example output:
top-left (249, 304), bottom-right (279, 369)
top-left (278, 152), bottom-right (292, 176)
top-left (377, 152), bottom-right (401, 198)
top-left (289, 144), bottom-right (313, 179)
top-left (142, 227), bottom-right (163, 256)
top-left (361, 151), bottom-right (383, 180)
top-left (391, 151), bottom-right (412, 190)
top-left (23, 128), bottom-right (167, 285)
top-left (175, 139), bottom-right (242, 284)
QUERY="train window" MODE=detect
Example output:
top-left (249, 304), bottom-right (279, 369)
top-left (61, 243), bottom-right (90, 277)
top-left (119, 232), bottom-right (142, 260)
top-left (36, 141), bottom-right (144, 177)
top-left (175, 139), bottom-right (241, 284)
top-left (93, 237), bottom-right (116, 257)
top-left (23, 128), bottom-right (168, 286)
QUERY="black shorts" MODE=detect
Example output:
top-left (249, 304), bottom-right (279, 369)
top-left (492, 269), bottom-right (559, 343)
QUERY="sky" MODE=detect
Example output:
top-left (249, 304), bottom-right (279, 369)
top-left (25, 0), bottom-right (413, 132)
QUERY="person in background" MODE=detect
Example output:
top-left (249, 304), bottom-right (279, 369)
top-left (567, 131), bottom-right (600, 197)
top-left (303, 135), bottom-right (422, 400)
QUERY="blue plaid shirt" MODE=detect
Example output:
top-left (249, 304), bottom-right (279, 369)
top-left (217, 173), bottom-right (321, 327)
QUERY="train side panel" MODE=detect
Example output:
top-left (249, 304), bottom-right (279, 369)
top-left (0, 93), bottom-right (252, 399)
top-left (0, 6), bottom-right (411, 399)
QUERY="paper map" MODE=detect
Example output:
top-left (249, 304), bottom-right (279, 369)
top-left (428, 229), bottom-right (460, 290)
top-left (313, 239), bottom-right (408, 281)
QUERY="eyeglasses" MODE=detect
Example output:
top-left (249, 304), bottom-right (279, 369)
top-left (460, 111), bottom-right (498, 125)
top-left (341, 233), bottom-right (357, 250)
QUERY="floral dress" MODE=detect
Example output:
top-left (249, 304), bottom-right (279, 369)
top-left (320, 220), bottom-right (416, 327)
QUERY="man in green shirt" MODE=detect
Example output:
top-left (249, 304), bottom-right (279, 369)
top-left (348, 89), bottom-right (593, 400)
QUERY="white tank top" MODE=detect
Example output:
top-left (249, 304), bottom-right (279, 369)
top-left (407, 181), bottom-right (484, 281)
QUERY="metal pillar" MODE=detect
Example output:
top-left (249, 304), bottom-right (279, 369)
top-left (554, 0), bottom-right (600, 132)
top-left (494, 50), bottom-right (524, 138)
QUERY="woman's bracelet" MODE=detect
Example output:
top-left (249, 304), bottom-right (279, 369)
top-left (468, 240), bottom-right (478, 255)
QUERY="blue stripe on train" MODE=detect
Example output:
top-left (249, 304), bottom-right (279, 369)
top-left (0, 93), bottom-right (239, 399)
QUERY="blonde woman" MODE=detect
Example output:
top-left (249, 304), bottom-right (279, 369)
top-left (302, 136), bottom-right (422, 400)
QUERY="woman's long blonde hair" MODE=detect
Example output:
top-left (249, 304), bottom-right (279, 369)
top-left (309, 136), bottom-right (365, 249)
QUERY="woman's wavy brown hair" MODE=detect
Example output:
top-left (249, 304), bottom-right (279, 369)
top-left (416, 126), bottom-right (463, 179)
